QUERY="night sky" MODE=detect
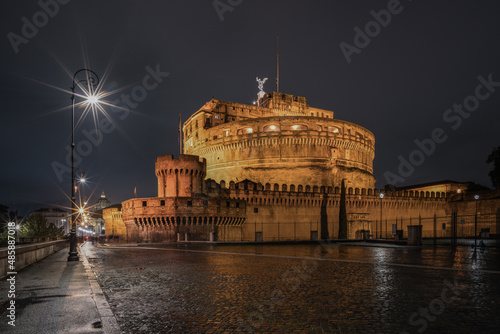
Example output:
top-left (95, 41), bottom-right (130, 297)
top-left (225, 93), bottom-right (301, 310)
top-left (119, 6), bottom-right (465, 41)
top-left (1, 0), bottom-right (500, 216)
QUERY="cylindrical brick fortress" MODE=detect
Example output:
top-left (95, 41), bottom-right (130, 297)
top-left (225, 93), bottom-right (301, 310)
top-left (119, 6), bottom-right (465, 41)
top-left (182, 93), bottom-right (375, 190)
top-left (155, 154), bottom-right (206, 197)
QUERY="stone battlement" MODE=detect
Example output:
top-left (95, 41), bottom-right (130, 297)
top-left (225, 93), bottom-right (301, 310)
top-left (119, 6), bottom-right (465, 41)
top-left (155, 154), bottom-right (206, 197)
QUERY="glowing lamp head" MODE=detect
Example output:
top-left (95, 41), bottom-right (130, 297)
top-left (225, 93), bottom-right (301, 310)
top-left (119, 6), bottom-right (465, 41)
top-left (379, 193), bottom-right (385, 199)
top-left (86, 94), bottom-right (100, 105)
top-left (475, 195), bottom-right (479, 200)
top-left (457, 189), bottom-right (461, 193)
top-left (79, 208), bottom-right (85, 214)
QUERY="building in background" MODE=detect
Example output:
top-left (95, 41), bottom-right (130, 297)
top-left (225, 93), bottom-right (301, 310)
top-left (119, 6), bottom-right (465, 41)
top-left (30, 208), bottom-right (68, 234)
top-left (84, 191), bottom-right (112, 237)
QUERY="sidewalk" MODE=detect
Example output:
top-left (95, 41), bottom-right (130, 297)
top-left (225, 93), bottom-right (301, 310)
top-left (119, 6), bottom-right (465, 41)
top-left (0, 243), bottom-right (120, 334)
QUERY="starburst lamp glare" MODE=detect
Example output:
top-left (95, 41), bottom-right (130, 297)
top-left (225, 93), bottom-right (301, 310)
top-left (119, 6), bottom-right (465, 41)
top-left (86, 94), bottom-right (100, 105)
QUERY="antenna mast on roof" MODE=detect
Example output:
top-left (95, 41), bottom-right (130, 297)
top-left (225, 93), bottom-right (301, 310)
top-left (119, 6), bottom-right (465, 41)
top-left (276, 34), bottom-right (280, 93)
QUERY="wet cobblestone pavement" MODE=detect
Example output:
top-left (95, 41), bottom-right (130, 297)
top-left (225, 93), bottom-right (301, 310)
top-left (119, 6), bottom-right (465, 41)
top-left (82, 243), bottom-right (500, 333)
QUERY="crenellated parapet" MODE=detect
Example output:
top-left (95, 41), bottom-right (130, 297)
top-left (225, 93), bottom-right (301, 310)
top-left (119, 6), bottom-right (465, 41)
top-left (122, 196), bottom-right (246, 228)
top-left (155, 154), bottom-right (206, 197)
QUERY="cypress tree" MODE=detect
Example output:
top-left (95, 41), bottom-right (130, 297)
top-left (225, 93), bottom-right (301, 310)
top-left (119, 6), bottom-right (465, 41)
top-left (338, 179), bottom-right (348, 239)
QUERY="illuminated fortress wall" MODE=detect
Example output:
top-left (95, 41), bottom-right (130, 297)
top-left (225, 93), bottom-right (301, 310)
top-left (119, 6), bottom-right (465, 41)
top-left (112, 94), bottom-right (498, 243)
top-left (182, 93), bottom-right (375, 190)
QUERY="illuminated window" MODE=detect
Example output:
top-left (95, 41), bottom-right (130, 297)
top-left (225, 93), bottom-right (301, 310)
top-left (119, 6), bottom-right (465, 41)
top-left (215, 115), bottom-right (219, 119)
top-left (237, 128), bottom-right (253, 135)
top-left (263, 124), bottom-right (280, 132)
top-left (328, 127), bottom-right (340, 134)
top-left (224, 130), bottom-right (230, 137)
top-left (291, 124), bottom-right (308, 131)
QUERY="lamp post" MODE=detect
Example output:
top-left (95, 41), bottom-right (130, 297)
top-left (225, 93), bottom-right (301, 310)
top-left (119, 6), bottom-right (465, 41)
top-left (68, 69), bottom-right (100, 262)
top-left (474, 194), bottom-right (479, 248)
top-left (379, 192), bottom-right (384, 239)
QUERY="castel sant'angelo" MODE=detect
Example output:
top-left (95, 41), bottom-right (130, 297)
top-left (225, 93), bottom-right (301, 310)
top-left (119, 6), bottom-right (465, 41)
top-left (103, 90), bottom-right (499, 243)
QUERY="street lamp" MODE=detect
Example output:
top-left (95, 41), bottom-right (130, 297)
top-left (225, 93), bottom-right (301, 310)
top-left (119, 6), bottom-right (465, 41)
top-left (474, 194), bottom-right (479, 248)
top-left (15, 224), bottom-right (20, 242)
top-left (379, 192), bottom-right (384, 239)
top-left (68, 69), bottom-right (100, 262)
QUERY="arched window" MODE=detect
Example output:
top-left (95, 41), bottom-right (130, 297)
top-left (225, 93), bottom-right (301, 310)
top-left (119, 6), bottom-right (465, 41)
top-left (291, 124), bottom-right (308, 131)
top-left (237, 128), bottom-right (253, 135)
top-left (328, 126), bottom-right (340, 134)
top-left (263, 124), bottom-right (280, 132)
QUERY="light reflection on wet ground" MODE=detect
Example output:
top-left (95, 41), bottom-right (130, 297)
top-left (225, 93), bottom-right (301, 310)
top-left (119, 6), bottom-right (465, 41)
top-left (84, 243), bottom-right (500, 333)
top-left (149, 243), bottom-right (500, 272)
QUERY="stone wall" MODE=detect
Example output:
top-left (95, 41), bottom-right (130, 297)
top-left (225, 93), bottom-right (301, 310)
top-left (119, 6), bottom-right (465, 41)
top-left (103, 206), bottom-right (126, 242)
top-left (0, 240), bottom-right (67, 278)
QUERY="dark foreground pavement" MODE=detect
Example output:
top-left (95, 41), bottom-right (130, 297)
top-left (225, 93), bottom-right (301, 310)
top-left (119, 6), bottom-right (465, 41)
top-left (1, 242), bottom-right (500, 333)
top-left (85, 242), bottom-right (500, 334)
top-left (0, 244), bottom-right (120, 334)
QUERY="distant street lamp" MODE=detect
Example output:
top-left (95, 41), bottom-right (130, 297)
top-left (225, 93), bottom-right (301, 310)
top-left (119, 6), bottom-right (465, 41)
top-left (379, 192), bottom-right (384, 239)
top-left (68, 69), bottom-right (100, 262)
top-left (15, 224), bottom-right (20, 241)
top-left (474, 194), bottom-right (479, 248)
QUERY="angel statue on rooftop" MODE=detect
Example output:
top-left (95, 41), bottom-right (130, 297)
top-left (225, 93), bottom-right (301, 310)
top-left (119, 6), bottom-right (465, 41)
top-left (256, 77), bottom-right (268, 99)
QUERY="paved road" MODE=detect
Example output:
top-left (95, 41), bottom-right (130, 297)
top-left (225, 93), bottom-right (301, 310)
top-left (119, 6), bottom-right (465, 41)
top-left (82, 242), bottom-right (500, 333)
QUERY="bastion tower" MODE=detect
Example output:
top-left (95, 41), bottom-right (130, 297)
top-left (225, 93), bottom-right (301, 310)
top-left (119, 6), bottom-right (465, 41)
top-left (183, 92), bottom-right (375, 190)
